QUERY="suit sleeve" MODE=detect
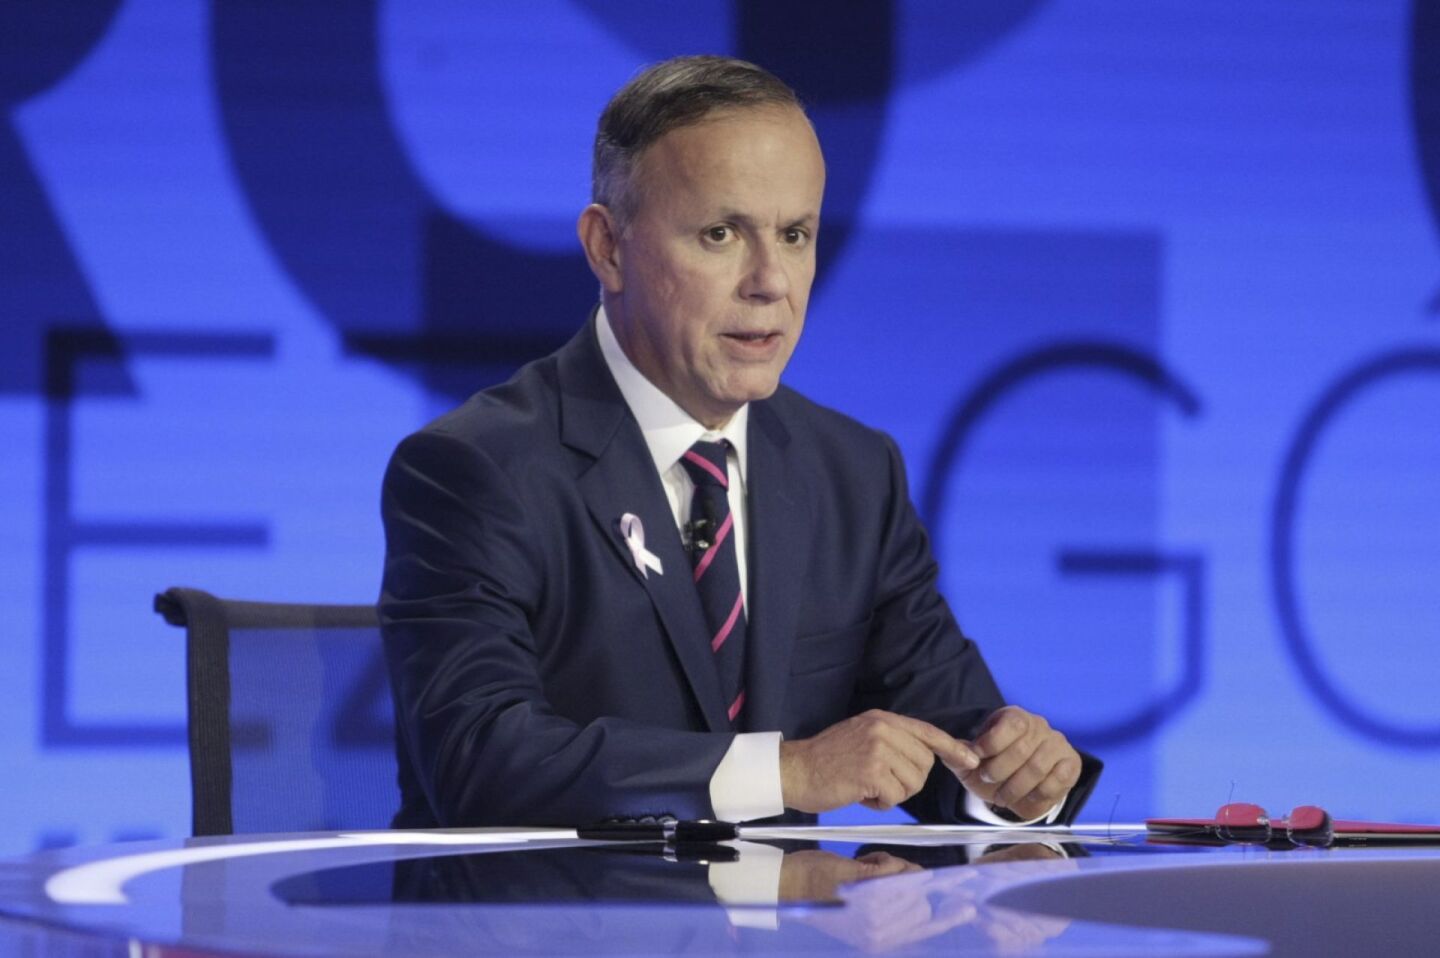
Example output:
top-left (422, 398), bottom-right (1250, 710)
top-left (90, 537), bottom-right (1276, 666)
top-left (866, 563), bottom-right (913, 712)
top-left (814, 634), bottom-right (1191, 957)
top-left (852, 434), bottom-right (1101, 824)
top-left (380, 429), bottom-right (734, 826)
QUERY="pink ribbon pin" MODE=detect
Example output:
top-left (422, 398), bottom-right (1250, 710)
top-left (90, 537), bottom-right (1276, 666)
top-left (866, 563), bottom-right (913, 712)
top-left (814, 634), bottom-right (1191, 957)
top-left (619, 513), bottom-right (663, 579)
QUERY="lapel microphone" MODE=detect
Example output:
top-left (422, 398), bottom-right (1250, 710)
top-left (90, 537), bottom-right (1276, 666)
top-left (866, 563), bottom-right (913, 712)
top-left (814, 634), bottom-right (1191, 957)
top-left (684, 518), bottom-right (715, 554)
top-left (684, 496), bottom-right (721, 555)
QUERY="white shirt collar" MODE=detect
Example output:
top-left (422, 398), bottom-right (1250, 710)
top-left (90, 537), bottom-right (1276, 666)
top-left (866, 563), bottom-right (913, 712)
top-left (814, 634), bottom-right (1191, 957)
top-left (596, 304), bottom-right (749, 480)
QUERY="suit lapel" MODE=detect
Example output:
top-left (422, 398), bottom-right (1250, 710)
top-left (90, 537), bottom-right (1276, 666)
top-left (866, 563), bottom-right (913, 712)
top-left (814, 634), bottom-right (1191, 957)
top-left (742, 400), bottom-right (811, 733)
top-left (558, 320), bottom-right (730, 733)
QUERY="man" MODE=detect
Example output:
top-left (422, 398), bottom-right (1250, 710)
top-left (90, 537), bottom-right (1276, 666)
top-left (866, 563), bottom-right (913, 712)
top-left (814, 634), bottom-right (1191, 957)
top-left (380, 56), bottom-right (1099, 829)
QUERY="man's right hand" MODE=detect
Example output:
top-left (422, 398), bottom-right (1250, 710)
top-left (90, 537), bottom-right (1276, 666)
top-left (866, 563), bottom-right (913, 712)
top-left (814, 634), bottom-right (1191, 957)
top-left (779, 710), bottom-right (980, 813)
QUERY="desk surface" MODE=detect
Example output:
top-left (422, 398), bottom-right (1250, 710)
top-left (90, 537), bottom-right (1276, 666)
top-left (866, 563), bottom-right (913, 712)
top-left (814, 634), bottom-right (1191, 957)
top-left (1, 825), bottom-right (1437, 956)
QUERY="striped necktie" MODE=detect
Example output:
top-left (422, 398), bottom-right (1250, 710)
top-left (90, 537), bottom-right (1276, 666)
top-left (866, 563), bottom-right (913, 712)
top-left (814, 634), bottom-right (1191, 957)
top-left (680, 440), bottom-right (747, 727)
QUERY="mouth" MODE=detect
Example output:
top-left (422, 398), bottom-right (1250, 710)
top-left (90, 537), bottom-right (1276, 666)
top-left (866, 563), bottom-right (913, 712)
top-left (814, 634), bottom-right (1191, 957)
top-left (721, 331), bottom-right (781, 345)
top-left (720, 331), bottom-right (783, 358)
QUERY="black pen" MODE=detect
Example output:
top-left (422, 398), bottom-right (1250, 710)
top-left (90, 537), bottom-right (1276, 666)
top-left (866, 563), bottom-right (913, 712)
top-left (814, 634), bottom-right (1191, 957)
top-left (576, 819), bottom-right (739, 843)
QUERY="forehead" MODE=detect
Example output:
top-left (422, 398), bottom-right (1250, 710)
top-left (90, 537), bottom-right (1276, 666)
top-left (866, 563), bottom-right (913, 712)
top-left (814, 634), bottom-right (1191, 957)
top-left (632, 105), bottom-right (825, 212)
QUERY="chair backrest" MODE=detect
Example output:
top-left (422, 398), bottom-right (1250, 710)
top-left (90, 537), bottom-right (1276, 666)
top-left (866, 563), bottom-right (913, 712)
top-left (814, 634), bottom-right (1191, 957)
top-left (155, 587), bottom-right (398, 836)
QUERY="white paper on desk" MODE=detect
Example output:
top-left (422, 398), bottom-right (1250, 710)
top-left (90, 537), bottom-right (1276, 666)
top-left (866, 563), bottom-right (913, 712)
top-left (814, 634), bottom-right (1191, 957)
top-left (738, 823), bottom-right (1144, 846)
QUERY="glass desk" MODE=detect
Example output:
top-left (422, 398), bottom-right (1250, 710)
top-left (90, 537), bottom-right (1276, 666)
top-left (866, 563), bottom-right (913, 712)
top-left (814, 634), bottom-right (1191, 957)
top-left (1, 824), bottom-right (1437, 956)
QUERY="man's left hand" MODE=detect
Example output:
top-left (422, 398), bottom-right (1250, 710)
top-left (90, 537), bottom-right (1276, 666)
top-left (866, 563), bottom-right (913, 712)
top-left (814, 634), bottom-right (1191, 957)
top-left (947, 706), bottom-right (1080, 821)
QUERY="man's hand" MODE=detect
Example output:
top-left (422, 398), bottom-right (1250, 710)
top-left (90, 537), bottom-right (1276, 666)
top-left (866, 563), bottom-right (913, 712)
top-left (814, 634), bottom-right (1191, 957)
top-left (780, 710), bottom-right (980, 814)
top-left (948, 706), bottom-right (1080, 821)
top-left (777, 849), bottom-right (922, 903)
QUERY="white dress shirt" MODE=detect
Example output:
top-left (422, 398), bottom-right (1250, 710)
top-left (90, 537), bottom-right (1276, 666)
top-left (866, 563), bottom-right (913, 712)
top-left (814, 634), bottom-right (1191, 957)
top-left (596, 306), bottom-right (1058, 827)
top-left (596, 307), bottom-right (783, 821)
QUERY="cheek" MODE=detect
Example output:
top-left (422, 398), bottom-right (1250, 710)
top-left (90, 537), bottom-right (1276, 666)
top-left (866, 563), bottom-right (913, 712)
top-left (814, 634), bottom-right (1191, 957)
top-left (672, 270), bottom-right (733, 336)
top-left (651, 254), bottom-right (712, 303)
top-left (791, 262), bottom-right (817, 308)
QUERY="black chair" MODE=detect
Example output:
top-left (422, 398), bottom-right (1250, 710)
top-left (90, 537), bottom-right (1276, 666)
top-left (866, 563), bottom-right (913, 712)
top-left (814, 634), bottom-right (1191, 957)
top-left (155, 587), bottom-right (399, 836)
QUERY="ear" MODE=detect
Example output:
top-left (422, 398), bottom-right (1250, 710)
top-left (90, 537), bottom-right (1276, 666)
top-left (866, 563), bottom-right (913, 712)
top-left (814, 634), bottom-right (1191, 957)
top-left (577, 204), bottom-right (624, 294)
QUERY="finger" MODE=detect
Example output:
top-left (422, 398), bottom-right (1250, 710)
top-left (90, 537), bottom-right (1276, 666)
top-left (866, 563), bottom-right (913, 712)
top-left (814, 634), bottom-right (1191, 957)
top-left (888, 745), bottom-right (932, 798)
top-left (972, 706), bottom-right (1036, 760)
top-left (879, 767), bottom-right (916, 808)
top-left (974, 730), bottom-right (1040, 790)
top-left (991, 741), bottom-right (1060, 809)
top-left (861, 764), bottom-right (922, 811)
top-left (861, 758), bottom-right (925, 806)
top-left (880, 712), bottom-right (980, 771)
top-left (991, 730), bottom-right (1072, 804)
top-left (1014, 753), bottom-right (1082, 815)
top-left (955, 764), bottom-right (999, 803)
top-left (855, 851), bottom-right (921, 879)
top-left (869, 715), bottom-right (942, 783)
top-left (999, 742), bottom-right (1081, 818)
top-left (974, 844), bottom-right (1063, 866)
top-left (852, 715), bottom-right (933, 792)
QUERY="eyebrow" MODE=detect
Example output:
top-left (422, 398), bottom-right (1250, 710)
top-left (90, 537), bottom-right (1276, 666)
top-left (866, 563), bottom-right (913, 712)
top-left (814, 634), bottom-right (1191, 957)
top-left (714, 210), bottom-right (820, 230)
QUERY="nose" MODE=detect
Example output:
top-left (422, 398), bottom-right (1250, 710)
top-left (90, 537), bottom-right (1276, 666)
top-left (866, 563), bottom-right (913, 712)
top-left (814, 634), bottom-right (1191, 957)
top-left (739, 241), bottom-right (790, 303)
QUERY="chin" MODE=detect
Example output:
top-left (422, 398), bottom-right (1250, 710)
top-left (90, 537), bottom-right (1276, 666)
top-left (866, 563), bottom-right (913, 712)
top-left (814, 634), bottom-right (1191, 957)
top-left (730, 381), bottom-right (782, 405)
top-left (702, 371), bottom-right (783, 413)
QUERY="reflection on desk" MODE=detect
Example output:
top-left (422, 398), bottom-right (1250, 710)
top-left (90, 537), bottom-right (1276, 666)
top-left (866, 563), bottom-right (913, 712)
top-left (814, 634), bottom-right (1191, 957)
top-left (3, 825), bottom-right (1437, 956)
top-left (276, 839), bottom-right (1083, 954)
top-left (276, 838), bottom-right (1082, 906)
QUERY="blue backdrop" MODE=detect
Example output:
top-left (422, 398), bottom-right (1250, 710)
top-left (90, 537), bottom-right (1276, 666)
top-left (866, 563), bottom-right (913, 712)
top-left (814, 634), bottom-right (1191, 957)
top-left (3, 0), bottom-right (1439, 854)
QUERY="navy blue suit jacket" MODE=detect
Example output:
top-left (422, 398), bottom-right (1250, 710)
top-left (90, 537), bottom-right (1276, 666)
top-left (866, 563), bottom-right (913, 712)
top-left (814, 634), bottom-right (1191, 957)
top-left (380, 317), bottom-right (1098, 828)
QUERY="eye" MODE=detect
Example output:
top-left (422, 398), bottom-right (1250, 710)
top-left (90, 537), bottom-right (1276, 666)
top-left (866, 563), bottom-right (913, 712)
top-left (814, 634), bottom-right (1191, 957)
top-left (782, 226), bottom-right (810, 247)
top-left (703, 224), bottom-right (734, 244)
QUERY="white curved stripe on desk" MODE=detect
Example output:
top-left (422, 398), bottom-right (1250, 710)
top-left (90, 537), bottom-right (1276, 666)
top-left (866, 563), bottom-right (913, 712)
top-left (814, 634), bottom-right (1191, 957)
top-left (43, 829), bottom-right (575, 905)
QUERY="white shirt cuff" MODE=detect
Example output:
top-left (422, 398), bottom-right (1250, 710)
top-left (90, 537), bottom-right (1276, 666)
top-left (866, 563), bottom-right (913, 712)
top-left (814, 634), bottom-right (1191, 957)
top-left (962, 786), bottom-right (1065, 826)
top-left (708, 840), bottom-right (783, 929)
top-left (709, 731), bottom-right (784, 822)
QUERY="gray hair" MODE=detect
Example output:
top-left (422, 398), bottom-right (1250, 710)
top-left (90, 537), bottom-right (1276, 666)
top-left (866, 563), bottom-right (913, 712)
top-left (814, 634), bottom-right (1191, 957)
top-left (591, 55), bottom-right (804, 227)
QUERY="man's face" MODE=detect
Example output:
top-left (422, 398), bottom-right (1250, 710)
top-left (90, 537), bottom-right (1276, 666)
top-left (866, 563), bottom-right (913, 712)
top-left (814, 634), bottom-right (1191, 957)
top-left (603, 105), bottom-right (825, 427)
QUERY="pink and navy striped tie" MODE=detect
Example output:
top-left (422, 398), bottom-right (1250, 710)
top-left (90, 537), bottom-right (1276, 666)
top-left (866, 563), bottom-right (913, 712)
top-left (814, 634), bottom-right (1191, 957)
top-left (681, 440), bottom-right (747, 727)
